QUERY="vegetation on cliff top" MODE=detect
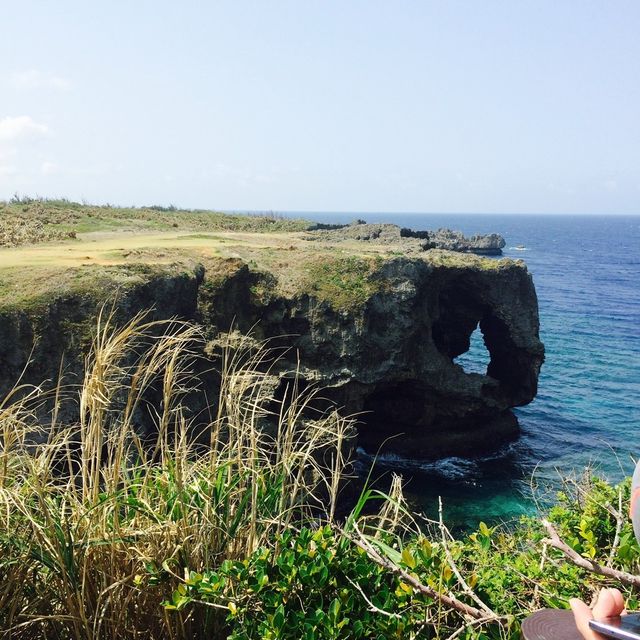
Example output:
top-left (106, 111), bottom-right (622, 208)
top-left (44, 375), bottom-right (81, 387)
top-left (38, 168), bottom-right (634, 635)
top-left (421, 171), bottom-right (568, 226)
top-left (0, 198), bottom-right (524, 314)
top-left (0, 261), bottom-right (201, 312)
top-left (0, 196), bottom-right (311, 247)
top-left (0, 316), bottom-right (635, 639)
top-left (425, 248), bottom-right (520, 271)
top-left (304, 255), bottom-right (390, 312)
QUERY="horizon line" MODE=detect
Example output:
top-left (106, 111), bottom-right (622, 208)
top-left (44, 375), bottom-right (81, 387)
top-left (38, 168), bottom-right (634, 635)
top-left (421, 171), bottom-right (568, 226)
top-left (3, 195), bottom-right (638, 216)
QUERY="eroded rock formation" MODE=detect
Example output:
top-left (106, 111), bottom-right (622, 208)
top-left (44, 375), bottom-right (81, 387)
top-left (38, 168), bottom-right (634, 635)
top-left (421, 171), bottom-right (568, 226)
top-left (198, 254), bottom-right (544, 458)
top-left (306, 222), bottom-right (507, 255)
top-left (0, 253), bottom-right (543, 460)
top-left (427, 228), bottom-right (506, 255)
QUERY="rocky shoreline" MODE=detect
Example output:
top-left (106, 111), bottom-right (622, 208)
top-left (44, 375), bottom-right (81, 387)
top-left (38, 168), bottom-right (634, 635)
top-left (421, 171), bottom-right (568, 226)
top-left (306, 221), bottom-right (506, 255)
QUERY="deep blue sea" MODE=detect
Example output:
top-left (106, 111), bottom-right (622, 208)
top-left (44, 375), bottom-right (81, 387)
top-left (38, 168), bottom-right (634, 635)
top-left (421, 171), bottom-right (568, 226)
top-left (289, 212), bottom-right (640, 529)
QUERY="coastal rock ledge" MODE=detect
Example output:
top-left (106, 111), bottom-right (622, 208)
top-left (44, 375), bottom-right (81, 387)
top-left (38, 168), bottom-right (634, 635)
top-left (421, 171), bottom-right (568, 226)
top-left (0, 252), bottom-right (544, 460)
top-left (200, 254), bottom-right (544, 459)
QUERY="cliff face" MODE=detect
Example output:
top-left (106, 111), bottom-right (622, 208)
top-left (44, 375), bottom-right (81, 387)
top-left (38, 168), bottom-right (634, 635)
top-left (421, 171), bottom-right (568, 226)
top-left (0, 264), bottom-right (203, 409)
top-left (198, 254), bottom-right (544, 458)
top-left (0, 253), bottom-right (544, 459)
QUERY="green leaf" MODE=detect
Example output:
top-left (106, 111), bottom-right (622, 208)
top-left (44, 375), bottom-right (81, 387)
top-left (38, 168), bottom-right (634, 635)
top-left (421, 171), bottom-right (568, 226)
top-left (328, 597), bottom-right (341, 623)
top-left (273, 604), bottom-right (285, 631)
top-left (370, 539), bottom-right (402, 565)
top-left (401, 547), bottom-right (416, 569)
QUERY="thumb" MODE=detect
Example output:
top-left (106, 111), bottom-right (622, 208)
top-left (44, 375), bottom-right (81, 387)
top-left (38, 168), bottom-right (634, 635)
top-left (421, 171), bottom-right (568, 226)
top-left (570, 597), bottom-right (596, 640)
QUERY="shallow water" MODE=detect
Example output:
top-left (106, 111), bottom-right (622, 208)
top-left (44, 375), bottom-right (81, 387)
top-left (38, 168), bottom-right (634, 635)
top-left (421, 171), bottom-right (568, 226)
top-left (292, 212), bottom-right (640, 529)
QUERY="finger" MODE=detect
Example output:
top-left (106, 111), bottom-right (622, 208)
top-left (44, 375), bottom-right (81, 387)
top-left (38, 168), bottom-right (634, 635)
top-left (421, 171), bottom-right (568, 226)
top-left (593, 589), bottom-right (625, 619)
top-left (570, 598), bottom-right (598, 640)
top-left (609, 589), bottom-right (625, 614)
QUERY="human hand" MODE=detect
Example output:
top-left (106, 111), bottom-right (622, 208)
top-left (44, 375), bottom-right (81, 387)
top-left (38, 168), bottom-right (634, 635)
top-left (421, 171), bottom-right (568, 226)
top-left (570, 588), bottom-right (625, 640)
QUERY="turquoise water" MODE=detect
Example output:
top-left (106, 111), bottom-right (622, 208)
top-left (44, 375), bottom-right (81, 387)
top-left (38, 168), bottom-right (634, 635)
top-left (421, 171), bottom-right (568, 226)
top-left (295, 212), bottom-right (640, 528)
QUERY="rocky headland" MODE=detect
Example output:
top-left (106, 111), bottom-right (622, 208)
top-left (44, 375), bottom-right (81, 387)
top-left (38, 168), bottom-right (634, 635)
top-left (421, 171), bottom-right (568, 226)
top-left (0, 201), bottom-right (543, 460)
top-left (427, 228), bottom-right (506, 255)
top-left (307, 221), bottom-right (507, 255)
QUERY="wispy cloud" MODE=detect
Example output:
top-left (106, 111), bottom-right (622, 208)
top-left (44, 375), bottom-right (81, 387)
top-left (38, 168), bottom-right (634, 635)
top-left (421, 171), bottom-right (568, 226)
top-left (9, 70), bottom-right (71, 90)
top-left (0, 116), bottom-right (49, 141)
top-left (41, 161), bottom-right (59, 176)
top-left (205, 162), bottom-right (285, 187)
top-left (0, 164), bottom-right (16, 177)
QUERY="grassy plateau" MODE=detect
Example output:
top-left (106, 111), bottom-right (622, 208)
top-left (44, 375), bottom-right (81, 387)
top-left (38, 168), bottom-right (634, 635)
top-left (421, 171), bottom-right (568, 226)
top-left (0, 198), bottom-right (515, 312)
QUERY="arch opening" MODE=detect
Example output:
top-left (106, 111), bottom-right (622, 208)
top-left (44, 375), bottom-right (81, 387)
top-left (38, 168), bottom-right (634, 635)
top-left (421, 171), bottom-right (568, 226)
top-left (454, 322), bottom-right (491, 375)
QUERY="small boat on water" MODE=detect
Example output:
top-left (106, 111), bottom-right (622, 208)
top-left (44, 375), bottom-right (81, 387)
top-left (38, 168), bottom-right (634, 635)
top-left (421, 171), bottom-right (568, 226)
top-left (514, 244), bottom-right (527, 251)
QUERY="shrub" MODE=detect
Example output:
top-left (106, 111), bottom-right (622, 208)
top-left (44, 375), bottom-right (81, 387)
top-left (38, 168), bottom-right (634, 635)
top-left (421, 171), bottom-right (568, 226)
top-left (306, 255), bottom-right (388, 312)
top-left (168, 472), bottom-right (640, 639)
top-left (174, 525), bottom-right (435, 639)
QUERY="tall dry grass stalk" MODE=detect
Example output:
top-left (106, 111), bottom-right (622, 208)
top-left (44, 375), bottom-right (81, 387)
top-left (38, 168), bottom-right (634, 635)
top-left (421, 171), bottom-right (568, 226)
top-left (0, 312), bottom-right (355, 639)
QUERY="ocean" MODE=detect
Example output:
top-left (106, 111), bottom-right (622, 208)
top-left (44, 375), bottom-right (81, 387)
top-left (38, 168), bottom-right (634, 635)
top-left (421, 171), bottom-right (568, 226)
top-left (290, 212), bottom-right (640, 529)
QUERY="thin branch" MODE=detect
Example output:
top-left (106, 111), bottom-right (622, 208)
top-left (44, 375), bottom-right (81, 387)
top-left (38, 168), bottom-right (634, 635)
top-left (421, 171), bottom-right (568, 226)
top-left (444, 614), bottom-right (508, 640)
top-left (607, 489), bottom-right (624, 568)
top-left (192, 599), bottom-right (236, 611)
top-left (343, 523), bottom-right (501, 622)
top-left (559, 472), bottom-right (624, 523)
top-left (345, 576), bottom-right (403, 619)
top-left (438, 497), bottom-right (497, 618)
top-left (533, 542), bottom-right (548, 607)
top-left (542, 519), bottom-right (640, 588)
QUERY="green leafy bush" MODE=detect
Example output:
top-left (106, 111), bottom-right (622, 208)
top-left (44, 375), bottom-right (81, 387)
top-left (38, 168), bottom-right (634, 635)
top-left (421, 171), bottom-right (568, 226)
top-left (171, 526), bottom-right (437, 639)
top-left (166, 474), bottom-right (640, 640)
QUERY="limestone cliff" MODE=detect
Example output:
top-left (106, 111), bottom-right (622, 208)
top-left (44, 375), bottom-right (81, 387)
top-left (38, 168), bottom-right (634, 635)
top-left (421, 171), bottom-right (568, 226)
top-left (198, 252), bottom-right (544, 458)
top-left (0, 252), bottom-right (543, 460)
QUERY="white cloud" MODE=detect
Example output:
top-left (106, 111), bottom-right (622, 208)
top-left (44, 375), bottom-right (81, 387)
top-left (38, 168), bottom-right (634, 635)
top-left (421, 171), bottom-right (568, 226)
top-left (0, 147), bottom-right (17, 182)
top-left (41, 161), bottom-right (59, 176)
top-left (205, 162), bottom-right (282, 187)
top-left (9, 70), bottom-right (71, 90)
top-left (0, 116), bottom-right (49, 141)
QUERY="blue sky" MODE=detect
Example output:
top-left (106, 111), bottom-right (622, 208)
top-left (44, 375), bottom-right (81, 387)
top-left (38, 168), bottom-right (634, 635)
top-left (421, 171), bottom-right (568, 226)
top-left (1, 1), bottom-right (639, 214)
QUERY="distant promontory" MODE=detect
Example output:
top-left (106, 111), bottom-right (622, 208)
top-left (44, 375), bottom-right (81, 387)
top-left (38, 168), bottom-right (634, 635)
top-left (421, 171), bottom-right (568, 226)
top-left (306, 221), bottom-right (506, 255)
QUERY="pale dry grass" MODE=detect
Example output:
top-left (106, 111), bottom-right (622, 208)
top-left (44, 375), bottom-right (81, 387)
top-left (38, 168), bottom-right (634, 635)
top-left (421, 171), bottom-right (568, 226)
top-left (0, 311), bottom-right (355, 639)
